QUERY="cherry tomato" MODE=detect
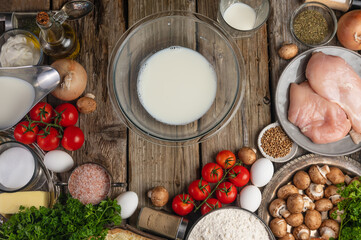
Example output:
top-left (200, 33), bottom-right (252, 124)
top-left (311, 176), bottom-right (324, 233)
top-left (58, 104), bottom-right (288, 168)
top-left (216, 150), bottom-right (236, 169)
top-left (201, 198), bottom-right (222, 215)
top-left (188, 179), bottom-right (211, 201)
top-left (215, 182), bottom-right (237, 204)
top-left (201, 163), bottom-right (223, 183)
top-left (228, 165), bottom-right (250, 187)
top-left (172, 194), bottom-right (194, 216)
top-left (54, 103), bottom-right (79, 127)
top-left (37, 127), bottom-right (60, 151)
top-left (14, 121), bottom-right (39, 144)
top-left (61, 126), bottom-right (84, 151)
top-left (29, 102), bottom-right (54, 124)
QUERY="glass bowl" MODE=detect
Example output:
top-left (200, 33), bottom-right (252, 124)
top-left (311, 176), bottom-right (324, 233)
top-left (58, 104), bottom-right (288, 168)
top-left (0, 29), bottom-right (43, 67)
top-left (217, 0), bottom-right (270, 38)
top-left (108, 11), bottom-right (245, 146)
top-left (290, 2), bottom-right (337, 47)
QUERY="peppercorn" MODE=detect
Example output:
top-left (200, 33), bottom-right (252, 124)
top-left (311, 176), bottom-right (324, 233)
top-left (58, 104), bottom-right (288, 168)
top-left (261, 126), bottom-right (293, 158)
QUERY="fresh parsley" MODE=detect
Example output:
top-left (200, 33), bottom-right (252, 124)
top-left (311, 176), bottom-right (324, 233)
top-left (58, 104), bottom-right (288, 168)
top-left (0, 196), bottom-right (122, 240)
top-left (332, 177), bottom-right (361, 240)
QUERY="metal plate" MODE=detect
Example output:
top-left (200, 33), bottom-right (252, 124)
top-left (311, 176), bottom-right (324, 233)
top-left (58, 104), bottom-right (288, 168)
top-left (258, 154), bottom-right (361, 237)
top-left (275, 46), bottom-right (361, 156)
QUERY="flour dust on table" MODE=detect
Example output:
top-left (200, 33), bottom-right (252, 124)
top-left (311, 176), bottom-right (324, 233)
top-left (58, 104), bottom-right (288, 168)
top-left (137, 46), bottom-right (217, 125)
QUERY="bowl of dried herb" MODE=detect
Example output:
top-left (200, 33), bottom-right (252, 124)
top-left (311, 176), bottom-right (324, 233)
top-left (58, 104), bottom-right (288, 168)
top-left (290, 2), bottom-right (337, 47)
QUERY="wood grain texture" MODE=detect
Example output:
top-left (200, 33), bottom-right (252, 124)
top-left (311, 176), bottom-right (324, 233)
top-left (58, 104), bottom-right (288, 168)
top-left (197, 0), bottom-right (271, 164)
top-left (50, 0), bottom-right (128, 197)
top-left (0, 0), bottom-right (50, 11)
top-left (127, 0), bottom-right (200, 225)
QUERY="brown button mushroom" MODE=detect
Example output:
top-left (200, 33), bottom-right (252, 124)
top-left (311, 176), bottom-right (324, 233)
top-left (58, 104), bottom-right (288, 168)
top-left (326, 167), bottom-right (345, 185)
top-left (279, 233), bottom-right (295, 240)
top-left (287, 193), bottom-right (304, 214)
top-left (309, 165), bottom-right (330, 184)
top-left (270, 217), bottom-right (287, 238)
top-left (329, 206), bottom-right (344, 223)
top-left (293, 224), bottom-right (310, 240)
top-left (306, 183), bottom-right (324, 201)
top-left (349, 176), bottom-right (360, 185)
top-left (315, 198), bottom-right (333, 212)
top-left (319, 219), bottom-right (340, 240)
top-left (269, 198), bottom-right (291, 218)
top-left (286, 213), bottom-right (303, 227)
top-left (302, 195), bottom-right (315, 212)
top-left (324, 185), bottom-right (342, 204)
top-left (238, 147), bottom-right (257, 165)
top-left (277, 184), bottom-right (299, 200)
top-left (305, 209), bottom-right (322, 230)
top-left (147, 186), bottom-right (169, 207)
top-left (293, 170), bottom-right (311, 190)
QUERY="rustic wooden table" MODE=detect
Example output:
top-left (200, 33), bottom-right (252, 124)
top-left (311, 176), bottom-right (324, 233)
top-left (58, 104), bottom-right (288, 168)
top-left (2, 0), bottom-right (361, 229)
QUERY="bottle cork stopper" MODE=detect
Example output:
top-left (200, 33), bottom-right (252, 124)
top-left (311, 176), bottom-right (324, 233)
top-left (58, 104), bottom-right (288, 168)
top-left (36, 12), bottom-right (50, 25)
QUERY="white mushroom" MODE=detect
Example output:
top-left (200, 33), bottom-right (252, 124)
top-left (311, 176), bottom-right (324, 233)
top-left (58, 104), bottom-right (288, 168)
top-left (305, 209), bottom-right (322, 230)
top-left (293, 171), bottom-right (311, 190)
top-left (270, 218), bottom-right (287, 238)
top-left (309, 165), bottom-right (330, 185)
top-left (319, 219), bottom-right (340, 240)
top-left (277, 184), bottom-right (299, 200)
top-left (326, 167), bottom-right (345, 185)
top-left (269, 199), bottom-right (291, 218)
top-left (306, 183), bottom-right (324, 201)
top-left (302, 195), bottom-right (315, 212)
top-left (324, 185), bottom-right (342, 205)
top-left (287, 194), bottom-right (304, 214)
top-left (293, 224), bottom-right (310, 240)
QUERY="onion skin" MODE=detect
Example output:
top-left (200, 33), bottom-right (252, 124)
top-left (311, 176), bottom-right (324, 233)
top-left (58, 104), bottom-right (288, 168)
top-left (337, 10), bottom-right (361, 50)
top-left (51, 59), bottom-right (87, 101)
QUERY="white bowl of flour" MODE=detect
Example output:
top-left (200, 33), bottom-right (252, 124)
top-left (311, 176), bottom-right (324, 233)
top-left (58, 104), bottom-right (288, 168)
top-left (186, 207), bottom-right (275, 240)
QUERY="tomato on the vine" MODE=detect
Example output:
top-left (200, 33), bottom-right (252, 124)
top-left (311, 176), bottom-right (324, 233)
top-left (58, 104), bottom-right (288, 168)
top-left (188, 179), bottom-right (211, 201)
top-left (201, 198), bottom-right (222, 215)
top-left (29, 102), bottom-right (54, 124)
top-left (216, 150), bottom-right (236, 169)
top-left (172, 194), bottom-right (194, 216)
top-left (228, 165), bottom-right (250, 187)
top-left (14, 121), bottom-right (38, 144)
top-left (215, 182), bottom-right (237, 204)
top-left (54, 103), bottom-right (79, 127)
top-left (37, 127), bottom-right (60, 151)
top-left (201, 163), bottom-right (223, 183)
top-left (61, 126), bottom-right (84, 151)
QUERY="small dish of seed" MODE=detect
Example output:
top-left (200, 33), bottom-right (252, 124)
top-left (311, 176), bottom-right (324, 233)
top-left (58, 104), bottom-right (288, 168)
top-left (257, 122), bottom-right (298, 163)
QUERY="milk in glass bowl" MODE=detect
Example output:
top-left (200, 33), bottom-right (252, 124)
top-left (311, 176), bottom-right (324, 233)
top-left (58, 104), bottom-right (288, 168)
top-left (108, 11), bottom-right (245, 146)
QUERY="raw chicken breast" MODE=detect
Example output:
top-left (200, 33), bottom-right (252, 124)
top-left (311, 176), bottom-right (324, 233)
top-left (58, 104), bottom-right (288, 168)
top-left (306, 52), bottom-right (361, 133)
top-left (288, 82), bottom-right (351, 144)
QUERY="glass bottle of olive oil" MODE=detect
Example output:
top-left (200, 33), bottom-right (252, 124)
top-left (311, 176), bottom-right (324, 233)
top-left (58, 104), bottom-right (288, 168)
top-left (36, 12), bottom-right (80, 59)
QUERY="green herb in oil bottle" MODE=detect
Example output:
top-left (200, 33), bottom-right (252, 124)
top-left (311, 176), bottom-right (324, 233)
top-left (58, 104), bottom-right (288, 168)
top-left (293, 10), bottom-right (329, 45)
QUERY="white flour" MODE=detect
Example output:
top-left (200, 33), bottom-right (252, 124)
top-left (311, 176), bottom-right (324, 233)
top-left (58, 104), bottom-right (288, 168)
top-left (188, 209), bottom-right (270, 240)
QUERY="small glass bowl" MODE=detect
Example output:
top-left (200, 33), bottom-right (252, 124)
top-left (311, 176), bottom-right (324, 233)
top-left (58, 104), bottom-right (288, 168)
top-left (290, 2), bottom-right (337, 47)
top-left (0, 29), bottom-right (43, 67)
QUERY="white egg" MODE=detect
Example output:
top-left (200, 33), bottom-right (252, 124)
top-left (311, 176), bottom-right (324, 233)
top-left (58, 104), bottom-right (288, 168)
top-left (239, 185), bottom-right (262, 212)
top-left (250, 158), bottom-right (274, 187)
top-left (116, 191), bottom-right (138, 219)
top-left (44, 150), bottom-right (74, 173)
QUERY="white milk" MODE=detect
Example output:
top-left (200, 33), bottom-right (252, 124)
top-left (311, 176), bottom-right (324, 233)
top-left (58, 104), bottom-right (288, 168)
top-left (137, 46), bottom-right (217, 125)
top-left (0, 76), bottom-right (35, 129)
top-left (0, 147), bottom-right (35, 189)
top-left (223, 3), bottom-right (257, 31)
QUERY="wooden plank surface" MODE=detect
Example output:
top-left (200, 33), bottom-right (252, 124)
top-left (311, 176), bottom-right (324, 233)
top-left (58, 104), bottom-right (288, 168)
top-left (127, 0), bottom-right (201, 225)
top-left (49, 0), bottom-right (128, 197)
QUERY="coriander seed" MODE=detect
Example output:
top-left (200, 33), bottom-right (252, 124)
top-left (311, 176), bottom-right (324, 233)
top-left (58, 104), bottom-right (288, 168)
top-left (261, 126), bottom-right (293, 158)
